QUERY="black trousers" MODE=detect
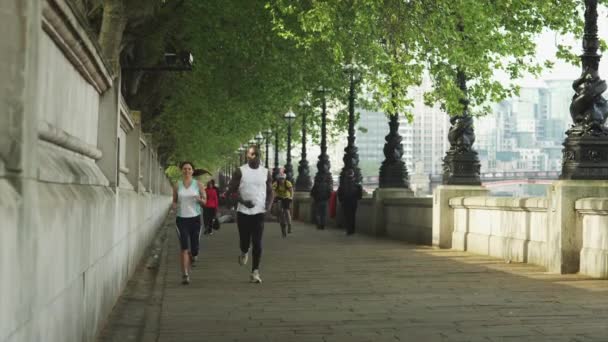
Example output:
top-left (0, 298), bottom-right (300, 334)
top-left (237, 212), bottom-right (265, 271)
top-left (203, 207), bottom-right (217, 230)
top-left (341, 201), bottom-right (358, 234)
top-left (314, 200), bottom-right (329, 228)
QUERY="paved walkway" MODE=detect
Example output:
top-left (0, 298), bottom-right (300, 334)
top-left (98, 214), bottom-right (608, 342)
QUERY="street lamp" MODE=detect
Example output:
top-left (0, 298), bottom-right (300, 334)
top-left (284, 109), bottom-right (297, 183)
top-left (262, 129), bottom-right (272, 169)
top-left (560, 0), bottom-right (608, 179)
top-left (122, 50), bottom-right (194, 72)
top-left (238, 145), bottom-right (246, 164)
top-left (295, 100), bottom-right (312, 192)
top-left (273, 128), bottom-right (280, 180)
top-left (311, 86), bottom-right (334, 230)
top-left (255, 133), bottom-right (264, 147)
top-left (441, 69), bottom-right (481, 185)
top-left (234, 150), bottom-right (241, 170)
top-left (340, 64), bottom-right (363, 190)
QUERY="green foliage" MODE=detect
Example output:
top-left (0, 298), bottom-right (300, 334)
top-left (116, 0), bottom-right (608, 172)
top-left (266, 0), bottom-right (598, 119)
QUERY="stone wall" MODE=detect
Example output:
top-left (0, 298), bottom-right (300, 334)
top-left (384, 197), bottom-right (433, 244)
top-left (450, 197), bottom-right (548, 266)
top-left (577, 198), bottom-right (608, 278)
top-left (294, 193), bottom-right (432, 245)
top-left (0, 1), bottom-right (172, 341)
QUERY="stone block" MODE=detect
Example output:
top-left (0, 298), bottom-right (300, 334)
top-left (370, 188), bottom-right (414, 236)
top-left (546, 180), bottom-right (608, 274)
top-left (433, 185), bottom-right (488, 248)
top-left (580, 248), bottom-right (608, 278)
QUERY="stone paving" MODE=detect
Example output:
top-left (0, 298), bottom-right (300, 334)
top-left (98, 214), bottom-right (608, 342)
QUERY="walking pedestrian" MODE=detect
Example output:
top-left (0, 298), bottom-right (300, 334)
top-left (203, 179), bottom-right (219, 235)
top-left (337, 169), bottom-right (362, 236)
top-left (272, 173), bottom-right (293, 237)
top-left (225, 145), bottom-right (273, 283)
top-left (172, 161), bottom-right (206, 285)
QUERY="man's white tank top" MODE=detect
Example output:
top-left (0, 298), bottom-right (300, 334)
top-left (238, 164), bottom-right (268, 215)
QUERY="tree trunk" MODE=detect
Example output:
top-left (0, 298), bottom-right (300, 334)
top-left (98, 0), bottom-right (127, 74)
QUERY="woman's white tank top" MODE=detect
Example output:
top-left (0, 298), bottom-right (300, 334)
top-left (177, 180), bottom-right (201, 218)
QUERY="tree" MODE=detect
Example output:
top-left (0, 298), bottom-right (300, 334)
top-left (265, 0), bottom-right (607, 118)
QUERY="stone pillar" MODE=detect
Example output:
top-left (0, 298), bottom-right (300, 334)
top-left (433, 185), bottom-right (489, 249)
top-left (0, 0), bottom-right (41, 340)
top-left (546, 181), bottom-right (608, 273)
top-left (125, 111), bottom-right (141, 192)
top-left (1, 0), bottom-right (40, 178)
top-left (97, 78), bottom-right (120, 189)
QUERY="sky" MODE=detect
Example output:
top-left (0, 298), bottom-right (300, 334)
top-left (509, 6), bottom-right (608, 87)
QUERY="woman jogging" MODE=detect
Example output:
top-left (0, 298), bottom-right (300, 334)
top-left (172, 161), bottom-right (206, 285)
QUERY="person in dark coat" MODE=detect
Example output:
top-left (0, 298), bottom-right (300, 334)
top-left (337, 169), bottom-right (363, 236)
top-left (310, 165), bottom-right (333, 230)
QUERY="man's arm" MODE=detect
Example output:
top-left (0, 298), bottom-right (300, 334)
top-left (265, 171), bottom-right (274, 210)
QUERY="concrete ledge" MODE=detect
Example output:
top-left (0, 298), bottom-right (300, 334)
top-left (41, 0), bottom-right (113, 93)
top-left (384, 197), bottom-right (432, 207)
top-left (450, 196), bottom-right (547, 211)
top-left (575, 197), bottom-right (608, 213)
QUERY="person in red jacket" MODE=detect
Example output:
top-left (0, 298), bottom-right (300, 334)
top-left (203, 179), bottom-right (219, 235)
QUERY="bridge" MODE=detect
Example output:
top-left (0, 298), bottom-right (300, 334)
top-left (362, 171), bottom-right (560, 191)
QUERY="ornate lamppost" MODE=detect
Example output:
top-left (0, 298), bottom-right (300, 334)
top-left (441, 68), bottom-right (481, 185)
top-left (255, 133), bottom-right (264, 148)
top-left (273, 129), bottom-right (280, 180)
top-left (314, 87), bottom-right (331, 181)
top-left (239, 145), bottom-right (246, 165)
top-left (311, 86), bottom-right (334, 229)
top-left (339, 64), bottom-right (363, 188)
top-left (262, 129), bottom-right (272, 169)
top-left (379, 76), bottom-right (410, 188)
top-left (561, 0), bottom-right (608, 179)
top-left (233, 150), bottom-right (240, 170)
top-left (295, 100), bottom-right (313, 192)
top-left (284, 109), bottom-right (297, 183)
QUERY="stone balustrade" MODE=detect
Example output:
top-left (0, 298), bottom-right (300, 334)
top-left (295, 189), bottom-right (608, 280)
top-left (450, 196), bottom-right (548, 266)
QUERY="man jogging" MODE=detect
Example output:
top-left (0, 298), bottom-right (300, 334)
top-left (226, 145), bottom-right (273, 283)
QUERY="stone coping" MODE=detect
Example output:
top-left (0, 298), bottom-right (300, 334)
top-left (575, 197), bottom-right (608, 214)
top-left (384, 197), bottom-right (433, 206)
top-left (42, 0), bottom-right (113, 93)
top-left (38, 121), bottom-right (103, 160)
top-left (449, 196), bottom-right (547, 211)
